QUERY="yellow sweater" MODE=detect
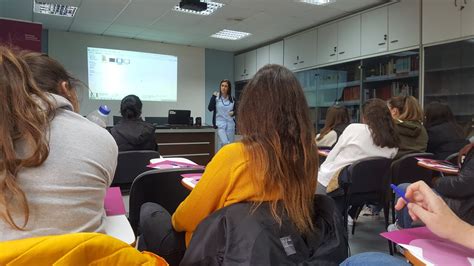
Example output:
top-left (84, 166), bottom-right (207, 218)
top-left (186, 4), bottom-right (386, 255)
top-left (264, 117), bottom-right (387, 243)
top-left (0, 233), bottom-right (168, 265)
top-left (172, 142), bottom-right (280, 246)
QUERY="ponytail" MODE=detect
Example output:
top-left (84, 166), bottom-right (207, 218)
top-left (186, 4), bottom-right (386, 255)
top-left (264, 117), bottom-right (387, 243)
top-left (388, 96), bottom-right (423, 121)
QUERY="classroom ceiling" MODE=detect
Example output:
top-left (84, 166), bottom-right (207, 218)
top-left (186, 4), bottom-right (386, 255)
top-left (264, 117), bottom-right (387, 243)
top-left (0, 0), bottom-right (388, 52)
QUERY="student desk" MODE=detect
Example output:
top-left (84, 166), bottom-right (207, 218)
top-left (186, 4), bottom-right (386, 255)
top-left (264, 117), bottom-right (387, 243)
top-left (104, 215), bottom-right (135, 245)
top-left (155, 127), bottom-right (216, 165)
top-left (416, 160), bottom-right (459, 175)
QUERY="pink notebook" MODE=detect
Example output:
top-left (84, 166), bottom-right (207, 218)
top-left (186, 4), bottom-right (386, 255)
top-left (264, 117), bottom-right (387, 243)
top-left (104, 187), bottom-right (126, 216)
top-left (381, 227), bottom-right (474, 265)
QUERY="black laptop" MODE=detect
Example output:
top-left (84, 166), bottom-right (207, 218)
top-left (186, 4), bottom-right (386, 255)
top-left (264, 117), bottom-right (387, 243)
top-left (168, 110), bottom-right (191, 126)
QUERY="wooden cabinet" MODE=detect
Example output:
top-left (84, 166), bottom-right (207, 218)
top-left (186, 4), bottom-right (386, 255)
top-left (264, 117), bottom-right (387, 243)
top-left (256, 45), bottom-right (269, 71)
top-left (422, 0), bottom-right (461, 44)
top-left (361, 7), bottom-right (388, 56)
top-left (337, 15), bottom-right (361, 61)
top-left (317, 22), bottom-right (338, 65)
top-left (234, 50), bottom-right (257, 81)
top-left (156, 129), bottom-right (216, 166)
top-left (269, 41), bottom-right (284, 65)
top-left (388, 0), bottom-right (419, 50)
top-left (284, 28), bottom-right (317, 71)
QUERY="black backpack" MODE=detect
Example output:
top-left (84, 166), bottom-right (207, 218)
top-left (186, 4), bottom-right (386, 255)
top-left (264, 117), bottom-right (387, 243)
top-left (180, 195), bottom-right (348, 266)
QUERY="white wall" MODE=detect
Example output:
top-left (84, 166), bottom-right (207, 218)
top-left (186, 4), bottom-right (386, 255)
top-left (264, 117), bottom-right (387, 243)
top-left (48, 30), bottom-right (205, 124)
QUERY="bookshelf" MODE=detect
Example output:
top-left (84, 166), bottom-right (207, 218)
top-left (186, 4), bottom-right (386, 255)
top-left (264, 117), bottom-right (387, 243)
top-left (362, 49), bottom-right (420, 102)
top-left (424, 38), bottom-right (474, 135)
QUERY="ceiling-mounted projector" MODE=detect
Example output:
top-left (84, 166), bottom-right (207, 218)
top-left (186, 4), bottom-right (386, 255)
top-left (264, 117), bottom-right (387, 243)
top-left (179, 0), bottom-right (208, 11)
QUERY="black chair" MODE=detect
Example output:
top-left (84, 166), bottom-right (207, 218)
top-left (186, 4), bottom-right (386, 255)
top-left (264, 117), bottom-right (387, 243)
top-left (388, 152), bottom-right (434, 254)
top-left (112, 150), bottom-right (161, 191)
top-left (390, 152), bottom-right (435, 186)
top-left (129, 168), bottom-right (204, 234)
top-left (145, 116), bottom-right (168, 125)
top-left (337, 157), bottom-right (393, 233)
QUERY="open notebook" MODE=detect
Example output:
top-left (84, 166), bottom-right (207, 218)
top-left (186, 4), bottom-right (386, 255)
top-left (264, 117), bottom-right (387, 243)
top-left (381, 226), bottom-right (474, 265)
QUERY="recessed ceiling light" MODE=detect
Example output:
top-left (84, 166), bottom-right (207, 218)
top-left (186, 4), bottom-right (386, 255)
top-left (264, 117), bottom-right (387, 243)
top-left (297, 0), bottom-right (336, 6)
top-left (173, 1), bottom-right (224, 16)
top-left (33, 0), bottom-right (78, 17)
top-left (211, 29), bottom-right (251, 40)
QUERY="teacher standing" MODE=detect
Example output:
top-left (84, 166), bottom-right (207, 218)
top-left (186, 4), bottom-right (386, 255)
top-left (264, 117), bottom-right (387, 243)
top-left (208, 79), bottom-right (235, 150)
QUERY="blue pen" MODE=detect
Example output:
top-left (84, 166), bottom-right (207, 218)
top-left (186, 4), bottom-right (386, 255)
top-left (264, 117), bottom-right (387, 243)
top-left (390, 184), bottom-right (410, 203)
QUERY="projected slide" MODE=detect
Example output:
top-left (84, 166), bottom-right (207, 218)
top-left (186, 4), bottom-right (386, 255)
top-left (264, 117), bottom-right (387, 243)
top-left (87, 47), bottom-right (177, 102)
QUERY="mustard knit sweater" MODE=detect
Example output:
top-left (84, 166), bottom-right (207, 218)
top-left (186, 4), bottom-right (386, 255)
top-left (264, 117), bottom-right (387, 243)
top-left (172, 142), bottom-right (280, 246)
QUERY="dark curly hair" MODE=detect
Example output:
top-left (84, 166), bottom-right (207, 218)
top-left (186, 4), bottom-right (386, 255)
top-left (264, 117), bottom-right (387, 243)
top-left (362, 98), bottom-right (399, 148)
top-left (120, 94), bottom-right (142, 119)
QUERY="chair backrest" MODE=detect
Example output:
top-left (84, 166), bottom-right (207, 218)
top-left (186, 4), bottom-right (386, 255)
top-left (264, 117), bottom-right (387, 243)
top-left (113, 115), bottom-right (122, 125)
top-left (391, 152), bottom-right (434, 185)
top-left (129, 168), bottom-right (204, 233)
top-left (112, 150), bottom-right (161, 187)
top-left (144, 116), bottom-right (168, 125)
top-left (346, 157), bottom-right (393, 195)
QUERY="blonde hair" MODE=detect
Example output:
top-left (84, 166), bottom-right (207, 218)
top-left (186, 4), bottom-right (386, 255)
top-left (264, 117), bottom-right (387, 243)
top-left (388, 96), bottom-right (423, 121)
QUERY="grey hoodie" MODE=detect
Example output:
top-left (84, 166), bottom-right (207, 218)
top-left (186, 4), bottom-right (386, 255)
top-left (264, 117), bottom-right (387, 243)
top-left (0, 94), bottom-right (118, 241)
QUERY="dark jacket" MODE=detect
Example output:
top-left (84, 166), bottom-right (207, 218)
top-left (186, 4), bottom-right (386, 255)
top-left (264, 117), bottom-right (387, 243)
top-left (110, 118), bottom-right (157, 152)
top-left (208, 94), bottom-right (236, 128)
top-left (426, 122), bottom-right (469, 160)
top-left (181, 196), bottom-right (348, 266)
top-left (394, 120), bottom-right (428, 159)
top-left (434, 148), bottom-right (474, 225)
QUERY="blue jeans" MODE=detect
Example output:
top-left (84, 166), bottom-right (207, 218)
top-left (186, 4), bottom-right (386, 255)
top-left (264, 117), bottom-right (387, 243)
top-left (340, 252), bottom-right (410, 266)
top-left (395, 183), bottom-right (413, 228)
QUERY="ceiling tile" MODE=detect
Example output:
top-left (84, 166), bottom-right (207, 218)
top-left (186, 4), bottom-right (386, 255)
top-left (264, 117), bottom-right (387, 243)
top-left (1, 0), bottom-right (389, 52)
top-left (70, 0), bottom-right (129, 33)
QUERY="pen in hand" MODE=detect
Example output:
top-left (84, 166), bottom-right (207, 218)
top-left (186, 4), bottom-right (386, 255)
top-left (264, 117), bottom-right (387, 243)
top-left (390, 184), bottom-right (410, 203)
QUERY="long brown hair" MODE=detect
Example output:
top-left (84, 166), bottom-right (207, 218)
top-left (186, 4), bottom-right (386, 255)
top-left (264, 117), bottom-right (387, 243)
top-left (388, 96), bottom-right (423, 121)
top-left (0, 46), bottom-right (55, 229)
top-left (362, 98), bottom-right (399, 148)
top-left (237, 64), bottom-right (318, 234)
top-left (317, 105), bottom-right (350, 141)
top-left (19, 51), bottom-right (81, 112)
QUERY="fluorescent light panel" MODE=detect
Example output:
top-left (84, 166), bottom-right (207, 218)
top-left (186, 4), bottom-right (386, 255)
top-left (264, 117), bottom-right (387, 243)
top-left (297, 0), bottom-right (336, 6)
top-left (173, 1), bottom-right (224, 16)
top-left (33, 0), bottom-right (78, 17)
top-left (211, 29), bottom-right (251, 40)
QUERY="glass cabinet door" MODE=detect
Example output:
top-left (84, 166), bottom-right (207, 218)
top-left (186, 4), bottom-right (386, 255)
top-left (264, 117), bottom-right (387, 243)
top-left (294, 69), bottom-right (318, 129)
top-left (424, 39), bottom-right (474, 138)
top-left (362, 49), bottom-right (420, 102)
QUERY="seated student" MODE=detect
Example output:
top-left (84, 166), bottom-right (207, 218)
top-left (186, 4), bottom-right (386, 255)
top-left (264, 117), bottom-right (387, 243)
top-left (391, 143), bottom-right (474, 230)
top-left (315, 105), bottom-right (350, 148)
top-left (111, 94), bottom-right (157, 151)
top-left (424, 102), bottom-right (469, 159)
top-left (387, 96), bottom-right (428, 159)
top-left (139, 65), bottom-right (346, 264)
top-left (0, 47), bottom-right (118, 241)
top-left (316, 98), bottom-right (399, 195)
top-left (341, 180), bottom-right (474, 265)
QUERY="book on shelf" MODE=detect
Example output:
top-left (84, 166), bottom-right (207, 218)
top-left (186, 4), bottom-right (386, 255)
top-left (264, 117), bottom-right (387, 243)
top-left (342, 86), bottom-right (360, 101)
top-left (366, 55), bottom-right (419, 78)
